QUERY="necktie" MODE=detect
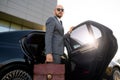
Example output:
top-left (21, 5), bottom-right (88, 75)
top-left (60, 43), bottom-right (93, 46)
top-left (60, 20), bottom-right (62, 25)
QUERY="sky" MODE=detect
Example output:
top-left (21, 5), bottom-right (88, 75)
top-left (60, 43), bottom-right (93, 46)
top-left (58, 0), bottom-right (120, 60)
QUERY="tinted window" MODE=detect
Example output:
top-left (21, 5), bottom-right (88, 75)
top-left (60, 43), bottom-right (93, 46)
top-left (91, 25), bottom-right (102, 39)
top-left (71, 24), bottom-right (90, 45)
top-left (70, 24), bottom-right (102, 51)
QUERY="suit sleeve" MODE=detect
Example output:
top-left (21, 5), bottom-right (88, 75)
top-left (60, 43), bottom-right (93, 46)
top-left (45, 17), bottom-right (55, 54)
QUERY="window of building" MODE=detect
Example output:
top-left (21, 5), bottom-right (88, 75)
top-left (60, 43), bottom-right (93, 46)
top-left (10, 23), bottom-right (21, 31)
top-left (0, 20), bottom-right (9, 32)
top-left (22, 26), bottom-right (32, 30)
top-left (0, 19), bottom-right (42, 32)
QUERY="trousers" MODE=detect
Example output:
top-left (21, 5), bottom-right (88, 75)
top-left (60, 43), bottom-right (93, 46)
top-left (53, 54), bottom-right (62, 64)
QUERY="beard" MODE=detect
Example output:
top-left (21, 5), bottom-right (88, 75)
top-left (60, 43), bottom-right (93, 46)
top-left (57, 16), bottom-right (61, 18)
top-left (56, 13), bottom-right (62, 18)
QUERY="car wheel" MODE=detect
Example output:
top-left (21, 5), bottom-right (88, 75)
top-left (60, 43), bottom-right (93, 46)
top-left (112, 68), bottom-right (120, 80)
top-left (0, 64), bottom-right (33, 80)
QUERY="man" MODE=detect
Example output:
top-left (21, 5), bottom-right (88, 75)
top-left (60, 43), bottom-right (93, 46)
top-left (45, 5), bottom-right (64, 63)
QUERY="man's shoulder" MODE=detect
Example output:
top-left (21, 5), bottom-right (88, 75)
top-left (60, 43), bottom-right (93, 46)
top-left (47, 16), bottom-right (56, 20)
top-left (47, 16), bottom-right (56, 22)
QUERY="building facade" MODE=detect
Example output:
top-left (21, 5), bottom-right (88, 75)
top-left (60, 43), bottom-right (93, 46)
top-left (0, 0), bottom-right (57, 32)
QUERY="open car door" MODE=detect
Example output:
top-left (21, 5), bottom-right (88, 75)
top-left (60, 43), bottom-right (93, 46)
top-left (64, 20), bottom-right (118, 80)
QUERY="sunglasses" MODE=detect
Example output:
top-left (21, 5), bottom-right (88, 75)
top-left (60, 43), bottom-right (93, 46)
top-left (56, 8), bottom-right (64, 12)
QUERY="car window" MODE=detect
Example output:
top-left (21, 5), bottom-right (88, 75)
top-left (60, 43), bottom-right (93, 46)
top-left (70, 24), bottom-right (90, 45)
top-left (91, 25), bottom-right (102, 39)
top-left (70, 24), bottom-right (102, 52)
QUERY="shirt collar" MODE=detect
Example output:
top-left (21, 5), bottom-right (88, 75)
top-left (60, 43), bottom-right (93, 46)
top-left (56, 16), bottom-right (61, 22)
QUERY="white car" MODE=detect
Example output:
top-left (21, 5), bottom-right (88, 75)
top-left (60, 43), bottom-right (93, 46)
top-left (105, 59), bottom-right (120, 80)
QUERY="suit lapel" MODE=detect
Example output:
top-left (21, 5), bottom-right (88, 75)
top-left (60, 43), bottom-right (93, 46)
top-left (54, 16), bottom-right (62, 26)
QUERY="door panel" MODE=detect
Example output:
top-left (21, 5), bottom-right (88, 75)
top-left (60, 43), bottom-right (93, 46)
top-left (65, 20), bottom-right (118, 80)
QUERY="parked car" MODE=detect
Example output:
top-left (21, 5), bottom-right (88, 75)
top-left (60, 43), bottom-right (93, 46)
top-left (0, 20), bottom-right (118, 80)
top-left (104, 59), bottom-right (120, 80)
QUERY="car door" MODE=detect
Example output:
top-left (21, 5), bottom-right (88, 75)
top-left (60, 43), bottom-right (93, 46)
top-left (64, 20), bottom-right (118, 80)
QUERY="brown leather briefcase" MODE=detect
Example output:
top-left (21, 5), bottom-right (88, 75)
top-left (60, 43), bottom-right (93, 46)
top-left (33, 64), bottom-right (65, 80)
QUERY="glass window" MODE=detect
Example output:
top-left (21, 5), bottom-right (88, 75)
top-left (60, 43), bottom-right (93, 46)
top-left (70, 24), bottom-right (90, 45)
top-left (0, 19), bottom-right (41, 32)
top-left (70, 24), bottom-right (102, 50)
top-left (10, 23), bottom-right (21, 31)
top-left (22, 26), bottom-right (32, 30)
top-left (91, 25), bottom-right (102, 39)
top-left (0, 26), bottom-right (9, 32)
top-left (0, 20), bottom-right (10, 32)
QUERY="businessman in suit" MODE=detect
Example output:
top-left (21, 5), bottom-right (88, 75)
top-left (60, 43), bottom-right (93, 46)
top-left (45, 5), bottom-right (64, 63)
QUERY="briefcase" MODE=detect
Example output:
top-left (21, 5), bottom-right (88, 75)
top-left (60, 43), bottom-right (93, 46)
top-left (33, 63), bottom-right (65, 80)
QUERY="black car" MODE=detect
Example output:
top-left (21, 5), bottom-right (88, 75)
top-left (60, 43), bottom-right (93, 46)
top-left (0, 20), bottom-right (118, 80)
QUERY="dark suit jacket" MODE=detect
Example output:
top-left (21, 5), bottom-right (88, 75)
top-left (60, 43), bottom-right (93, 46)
top-left (45, 16), bottom-right (64, 55)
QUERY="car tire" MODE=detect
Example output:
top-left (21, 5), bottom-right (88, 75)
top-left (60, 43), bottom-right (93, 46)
top-left (0, 64), bottom-right (33, 80)
top-left (111, 67), bottom-right (120, 80)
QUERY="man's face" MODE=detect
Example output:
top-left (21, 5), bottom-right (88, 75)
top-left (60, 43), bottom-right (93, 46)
top-left (54, 5), bottom-right (64, 18)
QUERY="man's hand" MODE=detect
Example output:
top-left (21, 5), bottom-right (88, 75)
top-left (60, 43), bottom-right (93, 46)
top-left (68, 26), bottom-right (74, 33)
top-left (45, 53), bottom-right (53, 63)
